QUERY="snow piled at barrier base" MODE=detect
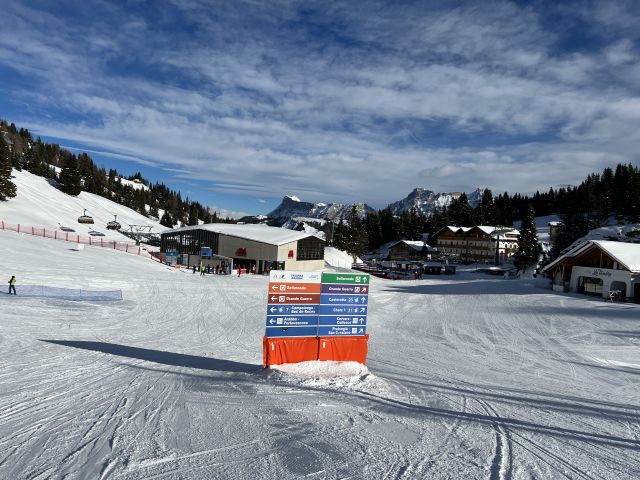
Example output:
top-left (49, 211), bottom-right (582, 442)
top-left (269, 360), bottom-right (388, 392)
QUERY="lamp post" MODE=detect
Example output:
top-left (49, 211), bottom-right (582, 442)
top-left (494, 227), bottom-right (501, 266)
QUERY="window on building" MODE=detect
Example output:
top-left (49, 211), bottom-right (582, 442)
top-left (296, 237), bottom-right (325, 261)
top-left (578, 276), bottom-right (603, 296)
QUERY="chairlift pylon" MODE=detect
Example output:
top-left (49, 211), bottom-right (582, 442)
top-left (78, 208), bottom-right (94, 225)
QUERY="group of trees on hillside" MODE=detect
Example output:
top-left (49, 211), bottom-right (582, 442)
top-left (0, 120), bottom-right (234, 227)
top-left (0, 134), bottom-right (17, 201)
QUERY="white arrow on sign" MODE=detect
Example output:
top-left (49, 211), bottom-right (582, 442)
top-left (269, 319), bottom-right (276, 324)
top-left (271, 284), bottom-right (278, 291)
top-left (269, 307), bottom-right (276, 313)
top-left (360, 307), bottom-right (365, 313)
top-left (270, 296), bottom-right (277, 302)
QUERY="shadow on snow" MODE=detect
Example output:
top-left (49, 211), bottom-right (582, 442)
top-left (39, 339), bottom-right (261, 374)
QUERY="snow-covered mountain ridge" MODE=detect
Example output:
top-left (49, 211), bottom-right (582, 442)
top-left (267, 195), bottom-right (374, 225)
top-left (388, 187), bottom-right (484, 216)
top-left (267, 187), bottom-right (485, 224)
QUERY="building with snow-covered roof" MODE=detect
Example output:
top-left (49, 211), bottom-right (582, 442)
top-left (160, 223), bottom-right (325, 273)
top-left (431, 225), bottom-right (520, 264)
top-left (387, 240), bottom-right (436, 260)
top-left (541, 240), bottom-right (640, 301)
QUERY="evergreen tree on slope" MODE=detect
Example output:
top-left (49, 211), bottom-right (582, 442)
top-left (59, 152), bottom-right (82, 196)
top-left (0, 137), bottom-right (17, 201)
top-left (515, 204), bottom-right (541, 269)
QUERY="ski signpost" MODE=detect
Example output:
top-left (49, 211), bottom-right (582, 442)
top-left (265, 271), bottom-right (321, 338)
top-left (318, 272), bottom-right (369, 336)
top-left (263, 271), bottom-right (371, 366)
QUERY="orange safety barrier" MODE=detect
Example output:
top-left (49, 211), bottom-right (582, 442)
top-left (263, 335), bottom-right (369, 367)
top-left (318, 335), bottom-right (369, 364)
top-left (263, 336), bottom-right (319, 367)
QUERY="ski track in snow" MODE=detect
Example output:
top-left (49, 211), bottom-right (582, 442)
top-left (1, 230), bottom-right (640, 479)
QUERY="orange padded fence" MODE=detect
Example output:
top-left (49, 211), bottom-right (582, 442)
top-left (318, 335), bottom-right (369, 364)
top-left (263, 335), bottom-right (369, 367)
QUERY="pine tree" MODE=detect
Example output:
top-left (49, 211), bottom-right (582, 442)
top-left (0, 137), bottom-right (17, 200)
top-left (160, 211), bottom-right (174, 228)
top-left (515, 204), bottom-right (541, 268)
top-left (345, 205), bottom-right (369, 260)
top-left (188, 203), bottom-right (199, 225)
top-left (58, 152), bottom-right (82, 195)
top-left (333, 214), bottom-right (347, 251)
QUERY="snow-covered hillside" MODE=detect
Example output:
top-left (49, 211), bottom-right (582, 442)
top-left (0, 169), bottom-right (165, 241)
top-left (1, 226), bottom-right (638, 479)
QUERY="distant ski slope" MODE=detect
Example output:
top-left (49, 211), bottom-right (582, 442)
top-left (0, 169), bottom-right (166, 241)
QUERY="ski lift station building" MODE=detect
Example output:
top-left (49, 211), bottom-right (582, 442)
top-left (160, 223), bottom-right (325, 273)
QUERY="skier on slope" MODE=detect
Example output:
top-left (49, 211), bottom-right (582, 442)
top-left (8, 275), bottom-right (16, 295)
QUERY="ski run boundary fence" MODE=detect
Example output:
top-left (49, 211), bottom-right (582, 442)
top-left (4, 285), bottom-right (123, 301)
top-left (0, 221), bottom-right (155, 259)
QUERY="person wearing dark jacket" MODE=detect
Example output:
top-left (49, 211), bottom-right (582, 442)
top-left (8, 276), bottom-right (16, 295)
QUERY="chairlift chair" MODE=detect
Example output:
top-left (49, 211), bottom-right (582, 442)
top-left (78, 208), bottom-right (94, 224)
top-left (106, 214), bottom-right (121, 230)
top-left (58, 223), bottom-right (76, 232)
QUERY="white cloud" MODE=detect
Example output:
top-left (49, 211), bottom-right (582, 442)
top-left (1, 0), bottom-right (639, 210)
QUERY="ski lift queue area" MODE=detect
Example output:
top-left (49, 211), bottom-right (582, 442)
top-left (159, 224), bottom-right (325, 274)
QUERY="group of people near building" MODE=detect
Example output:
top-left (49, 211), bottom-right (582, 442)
top-left (192, 263), bottom-right (231, 275)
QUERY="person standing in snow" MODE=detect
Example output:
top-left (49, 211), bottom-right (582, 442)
top-left (200, 264), bottom-right (206, 276)
top-left (192, 265), bottom-right (196, 274)
top-left (8, 275), bottom-right (16, 295)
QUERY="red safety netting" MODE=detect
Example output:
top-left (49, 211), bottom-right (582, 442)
top-left (0, 220), bottom-right (155, 259)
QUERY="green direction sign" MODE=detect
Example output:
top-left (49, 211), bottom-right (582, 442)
top-left (322, 272), bottom-right (370, 285)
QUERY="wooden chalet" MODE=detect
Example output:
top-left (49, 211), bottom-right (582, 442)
top-left (542, 240), bottom-right (640, 302)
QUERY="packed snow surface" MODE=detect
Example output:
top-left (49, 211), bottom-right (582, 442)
top-left (1, 228), bottom-right (639, 479)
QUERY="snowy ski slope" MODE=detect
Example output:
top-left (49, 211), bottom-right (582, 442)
top-left (0, 170), bottom-right (165, 241)
top-left (1, 227), bottom-right (639, 479)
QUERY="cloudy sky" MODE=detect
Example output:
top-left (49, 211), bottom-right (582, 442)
top-left (1, 0), bottom-right (639, 216)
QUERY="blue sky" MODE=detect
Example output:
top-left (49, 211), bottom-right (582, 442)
top-left (1, 0), bottom-right (639, 217)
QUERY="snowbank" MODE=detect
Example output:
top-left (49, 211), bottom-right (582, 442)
top-left (269, 360), bottom-right (383, 390)
top-left (324, 246), bottom-right (362, 268)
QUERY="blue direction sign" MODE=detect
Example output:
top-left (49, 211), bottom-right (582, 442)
top-left (318, 325), bottom-right (366, 336)
top-left (320, 294), bottom-right (368, 305)
top-left (267, 304), bottom-right (319, 316)
top-left (319, 305), bottom-right (367, 315)
top-left (265, 326), bottom-right (319, 338)
top-left (266, 315), bottom-right (317, 327)
top-left (317, 315), bottom-right (367, 326)
top-left (319, 272), bottom-right (369, 336)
